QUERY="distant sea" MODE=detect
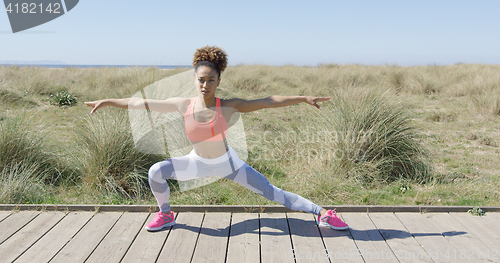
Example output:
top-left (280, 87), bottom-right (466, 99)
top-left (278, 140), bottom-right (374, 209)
top-left (0, 64), bottom-right (192, 69)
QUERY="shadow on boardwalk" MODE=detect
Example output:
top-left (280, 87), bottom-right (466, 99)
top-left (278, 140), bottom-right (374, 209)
top-left (174, 217), bottom-right (465, 239)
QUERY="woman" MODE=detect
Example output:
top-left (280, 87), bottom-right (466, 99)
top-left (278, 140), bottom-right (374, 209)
top-left (84, 46), bottom-right (348, 231)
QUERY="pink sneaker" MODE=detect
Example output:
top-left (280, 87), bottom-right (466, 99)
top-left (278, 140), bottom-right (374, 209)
top-left (317, 209), bottom-right (349, 230)
top-left (145, 211), bottom-right (176, 231)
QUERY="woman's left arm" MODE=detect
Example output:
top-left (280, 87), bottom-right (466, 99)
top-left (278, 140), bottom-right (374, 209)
top-left (231, 95), bottom-right (330, 113)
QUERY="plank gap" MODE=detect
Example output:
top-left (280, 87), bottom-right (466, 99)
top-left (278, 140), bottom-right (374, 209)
top-left (339, 213), bottom-right (365, 262)
top-left (285, 213), bottom-right (297, 263)
top-left (82, 212), bottom-right (124, 262)
top-left (448, 213), bottom-right (498, 254)
top-left (153, 212), bottom-right (180, 263)
top-left (46, 212), bottom-right (96, 262)
top-left (0, 211), bottom-right (40, 246)
top-left (118, 212), bottom-right (152, 263)
top-left (223, 213), bottom-right (233, 263)
top-left (0, 211), bottom-right (12, 223)
top-left (312, 214), bottom-right (333, 263)
top-left (393, 212), bottom-right (429, 257)
top-left (11, 212), bottom-right (68, 263)
top-left (366, 213), bottom-right (399, 261)
top-left (189, 212), bottom-right (206, 263)
top-left (258, 213), bottom-right (262, 263)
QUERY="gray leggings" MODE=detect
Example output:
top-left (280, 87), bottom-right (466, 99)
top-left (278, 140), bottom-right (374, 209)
top-left (148, 147), bottom-right (323, 215)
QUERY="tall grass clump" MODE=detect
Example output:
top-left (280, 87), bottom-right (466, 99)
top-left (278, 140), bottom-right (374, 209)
top-left (74, 109), bottom-right (163, 199)
top-left (0, 162), bottom-right (46, 203)
top-left (0, 113), bottom-right (56, 180)
top-left (318, 89), bottom-right (431, 186)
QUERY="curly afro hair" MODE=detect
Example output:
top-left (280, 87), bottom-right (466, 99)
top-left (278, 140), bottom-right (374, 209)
top-left (192, 46), bottom-right (228, 77)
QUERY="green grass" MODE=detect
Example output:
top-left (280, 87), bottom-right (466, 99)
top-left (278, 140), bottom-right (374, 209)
top-left (1, 64), bottom-right (499, 207)
top-left (0, 113), bottom-right (61, 182)
top-left (0, 162), bottom-right (47, 204)
top-left (318, 89), bottom-right (431, 185)
top-left (49, 88), bottom-right (77, 107)
top-left (73, 108), bottom-right (164, 199)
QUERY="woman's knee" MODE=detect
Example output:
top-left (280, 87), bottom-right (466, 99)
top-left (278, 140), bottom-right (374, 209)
top-left (237, 165), bottom-right (276, 198)
top-left (148, 159), bottom-right (174, 181)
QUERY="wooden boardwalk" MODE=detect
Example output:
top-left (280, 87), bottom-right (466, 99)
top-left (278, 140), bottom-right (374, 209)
top-left (0, 210), bottom-right (499, 263)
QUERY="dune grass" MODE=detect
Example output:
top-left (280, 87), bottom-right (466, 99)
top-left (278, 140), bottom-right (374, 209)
top-left (74, 108), bottom-right (164, 199)
top-left (0, 64), bottom-right (499, 207)
top-left (0, 162), bottom-right (47, 204)
top-left (316, 89), bottom-right (432, 185)
top-left (0, 113), bottom-right (65, 183)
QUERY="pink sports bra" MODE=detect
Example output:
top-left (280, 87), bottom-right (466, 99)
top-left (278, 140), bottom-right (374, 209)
top-left (184, 97), bottom-right (228, 142)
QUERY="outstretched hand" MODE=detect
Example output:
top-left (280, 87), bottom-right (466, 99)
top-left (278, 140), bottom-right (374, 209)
top-left (305, 96), bottom-right (330, 110)
top-left (84, 100), bottom-right (107, 114)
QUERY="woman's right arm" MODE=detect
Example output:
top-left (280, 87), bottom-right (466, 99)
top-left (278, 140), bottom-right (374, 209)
top-left (84, 97), bottom-right (188, 114)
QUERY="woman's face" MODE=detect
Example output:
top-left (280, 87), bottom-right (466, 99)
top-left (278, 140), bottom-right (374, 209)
top-left (195, 66), bottom-right (220, 98)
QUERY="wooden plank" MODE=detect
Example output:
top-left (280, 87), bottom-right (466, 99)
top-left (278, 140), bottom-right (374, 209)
top-left (85, 212), bottom-right (149, 263)
top-left (0, 211), bottom-right (11, 222)
top-left (14, 212), bottom-right (94, 263)
top-left (49, 212), bottom-right (122, 263)
top-left (452, 212), bottom-right (500, 262)
top-left (0, 211), bottom-right (39, 244)
top-left (191, 212), bottom-right (231, 263)
top-left (477, 212), bottom-right (500, 261)
top-left (368, 213), bottom-right (433, 263)
top-left (396, 212), bottom-right (467, 263)
top-left (287, 213), bottom-right (329, 263)
top-left (0, 212), bottom-right (65, 262)
top-left (479, 213), bottom-right (500, 243)
top-left (259, 213), bottom-right (294, 263)
top-left (341, 213), bottom-right (398, 263)
top-left (121, 212), bottom-right (177, 263)
top-left (314, 213), bottom-right (363, 263)
top-left (450, 212), bottom-right (500, 253)
top-left (483, 212), bottom-right (500, 219)
top-left (422, 213), bottom-right (492, 262)
top-left (156, 212), bottom-right (205, 263)
top-left (226, 213), bottom-right (260, 263)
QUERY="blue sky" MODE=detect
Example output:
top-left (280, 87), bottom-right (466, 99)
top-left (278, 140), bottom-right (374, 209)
top-left (1, 0), bottom-right (499, 66)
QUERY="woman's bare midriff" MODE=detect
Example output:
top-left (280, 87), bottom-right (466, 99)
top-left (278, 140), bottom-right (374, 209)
top-left (190, 140), bottom-right (229, 159)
